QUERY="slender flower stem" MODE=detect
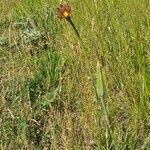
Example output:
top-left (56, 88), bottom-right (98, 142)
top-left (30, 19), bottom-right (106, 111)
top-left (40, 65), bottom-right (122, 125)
top-left (66, 17), bottom-right (80, 38)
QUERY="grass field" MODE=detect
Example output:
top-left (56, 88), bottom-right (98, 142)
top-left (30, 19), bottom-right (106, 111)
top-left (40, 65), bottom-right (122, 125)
top-left (0, 0), bottom-right (150, 149)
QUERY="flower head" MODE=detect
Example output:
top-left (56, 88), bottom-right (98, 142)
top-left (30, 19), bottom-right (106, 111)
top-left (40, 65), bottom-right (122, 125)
top-left (56, 3), bottom-right (71, 19)
top-left (55, 3), bottom-right (80, 38)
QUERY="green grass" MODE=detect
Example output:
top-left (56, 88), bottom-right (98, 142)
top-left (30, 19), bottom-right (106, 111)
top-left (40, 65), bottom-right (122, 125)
top-left (0, 0), bottom-right (150, 149)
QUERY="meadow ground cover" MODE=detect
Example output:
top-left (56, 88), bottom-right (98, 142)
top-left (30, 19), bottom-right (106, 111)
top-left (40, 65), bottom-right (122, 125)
top-left (0, 0), bottom-right (150, 149)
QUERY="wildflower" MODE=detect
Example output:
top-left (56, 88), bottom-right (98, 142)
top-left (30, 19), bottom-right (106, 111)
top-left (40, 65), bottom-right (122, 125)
top-left (56, 3), bottom-right (80, 38)
top-left (56, 3), bottom-right (71, 19)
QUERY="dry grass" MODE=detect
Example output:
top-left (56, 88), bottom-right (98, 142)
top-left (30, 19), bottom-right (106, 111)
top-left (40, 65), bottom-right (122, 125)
top-left (0, 0), bottom-right (150, 149)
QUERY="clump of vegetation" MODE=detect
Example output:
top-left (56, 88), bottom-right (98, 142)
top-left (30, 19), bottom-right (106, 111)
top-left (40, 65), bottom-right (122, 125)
top-left (0, 0), bottom-right (150, 150)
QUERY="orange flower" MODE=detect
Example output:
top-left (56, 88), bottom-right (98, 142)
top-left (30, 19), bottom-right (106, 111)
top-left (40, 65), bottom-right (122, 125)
top-left (56, 3), bottom-right (80, 38)
top-left (56, 3), bottom-right (71, 19)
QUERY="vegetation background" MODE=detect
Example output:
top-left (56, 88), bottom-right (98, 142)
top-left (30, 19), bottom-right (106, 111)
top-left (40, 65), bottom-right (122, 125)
top-left (0, 0), bottom-right (150, 149)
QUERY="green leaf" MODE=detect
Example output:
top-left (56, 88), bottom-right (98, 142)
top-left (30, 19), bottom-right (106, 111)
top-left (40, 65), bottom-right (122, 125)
top-left (95, 61), bottom-right (104, 98)
top-left (37, 87), bottom-right (59, 108)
